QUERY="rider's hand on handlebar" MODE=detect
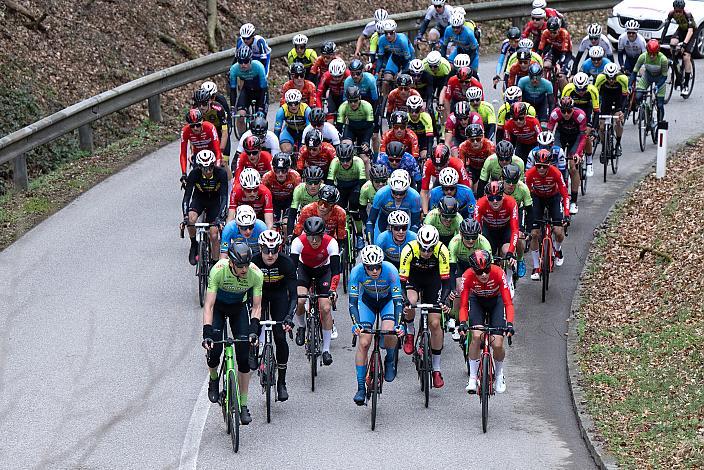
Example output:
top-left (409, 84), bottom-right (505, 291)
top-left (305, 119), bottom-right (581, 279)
top-left (395, 324), bottom-right (405, 338)
top-left (457, 322), bottom-right (468, 337)
top-left (506, 322), bottom-right (515, 336)
top-left (351, 323), bottom-right (362, 336)
top-left (180, 174), bottom-right (187, 185)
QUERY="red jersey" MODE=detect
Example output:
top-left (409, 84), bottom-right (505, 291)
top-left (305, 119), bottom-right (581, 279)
top-left (293, 202), bottom-right (347, 240)
top-left (385, 88), bottom-right (420, 114)
top-left (229, 185), bottom-right (274, 218)
top-left (290, 233), bottom-right (341, 290)
top-left (547, 107), bottom-right (588, 156)
top-left (507, 60), bottom-right (536, 87)
top-left (297, 142), bottom-right (337, 174)
top-left (521, 21), bottom-right (547, 50)
top-left (445, 112), bottom-right (484, 146)
top-left (316, 70), bottom-right (351, 104)
top-left (444, 75), bottom-right (484, 103)
top-left (380, 130), bottom-right (420, 159)
top-left (474, 195), bottom-right (519, 253)
top-left (459, 265), bottom-right (515, 323)
top-left (421, 156), bottom-right (472, 190)
top-left (179, 121), bottom-right (222, 174)
top-left (504, 116), bottom-right (542, 145)
top-left (538, 29), bottom-right (572, 53)
top-left (458, 138), bottom-right (495, 170)
top-left (525, 165), bottom-right (570, 215)
top-left (262, 169), bottom-right (301, 202)
top-left (235, 151), bottom-right (273, 181)
top-left (280, 79), bottom-right (319, 108)
top-left (310, 55), bottom-right (337, 77)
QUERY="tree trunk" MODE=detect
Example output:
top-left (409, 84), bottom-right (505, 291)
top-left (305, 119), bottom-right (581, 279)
top-left (206, 0), bottom-right (218, 52)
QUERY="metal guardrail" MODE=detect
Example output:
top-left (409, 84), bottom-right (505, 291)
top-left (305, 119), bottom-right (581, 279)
top-left (0, 0), bottom-right (617, 190)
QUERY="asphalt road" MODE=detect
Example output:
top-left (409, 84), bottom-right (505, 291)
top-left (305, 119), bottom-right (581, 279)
top-left (0, 53), bottom-right (699, 469)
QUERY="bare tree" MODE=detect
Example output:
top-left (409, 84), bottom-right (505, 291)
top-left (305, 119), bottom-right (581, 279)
top-left (206, 0), bottom-right (218, 52)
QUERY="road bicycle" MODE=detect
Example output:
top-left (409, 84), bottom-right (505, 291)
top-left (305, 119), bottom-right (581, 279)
top-left (599, 114), bottom-right (620, 182)
top-left (664, 42), bottom-right (696, 103)
top-left (257, 318), bottom-right (281, 424)
top-left (232, 99), bottom-right (262, 140)
top-left (359, 322), bottom-right (399, 430)
top-left (411, 303), bottom-right (443, 408)
top-left (341, 210), bottom-right (362, 294)
top-left (180, 221), bottom-right (220, 307)
top-left (535, 217), bottom-right (567, 303)
top-left (297, 283), bottom-right (329, 392)
top-left (637, 82), bottom-right (662, 152)
top-left (492, 254), bottom-right (516, 299)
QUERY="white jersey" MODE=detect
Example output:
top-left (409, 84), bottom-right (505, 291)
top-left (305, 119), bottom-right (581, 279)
top-left (423, 4), bottom-right (454, 29)
top-left (362, 20), bottom-right (376, 38)
top-left (618, 32), bottom-right (647, 59)
top-left (302, 123), bottom-right (341, 146)
top-left (578, 35), bottom-right (614, 56)
top-left (236, 130), bottom-right (281, 154)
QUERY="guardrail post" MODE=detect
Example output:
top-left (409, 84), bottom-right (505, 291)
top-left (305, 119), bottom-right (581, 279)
top-left (79, 124), bottom-right (94, 153)
top-left (13, 154), bottom-right (29, 191)
top-left (148, 94), bottom-right (162, 123)
top-left (656, 121), bottom-right (668, 179)
top-left (511, 17), bottom-right (522, 28)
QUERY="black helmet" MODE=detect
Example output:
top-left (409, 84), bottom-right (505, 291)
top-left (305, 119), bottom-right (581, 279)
top-left (516, 48), bottom-right (531, 61)
top-left (336, 142), bottom-right (355, 161)
top-left (466, 123), bottom-right (484, 139)
top-left (495, 140), bottom-right (514, 159)
top-left (303, 216), bottom-right (326, 236)
top-left (386, 141), bottom-right (406, 158)
top-left (547, 17), bottom-right (561, 31)
top-left (302, 165), bottom-right (324, 182)
top-left (349, 58), bottom-right (364, 72)
top-left (396, 73), bottom-right (413, 87)
top-left (369, 163), bottom-right (389, 181)
top-left (501, 163), bottom-right (521, 184)
top-left (321, 41), bottom-right (336, 55)
top-left (192, 89), bottom-right (210, 105)
top-left (309, 107), bottom-right (326, 126)
top-left (507, 26), bottom-right (521, 40)
top-left (228, 242), bottom-right (253, 266)
top-left (528, 63), bottom-right (543, 78)
top-left (673, 0), bottom-right (686, 7)
top-left (290, 62), bottom-right (305, 76)
top-left (459, 218), bottom-right (481, 239)
top-left (318, 184), bottom-right (340, 204)
top-left (237, 46), bottom-right (253, 63)
top-left (250, 115), bottom-right (268, 136)
top-left (438, 196), bottom-right (459, 216)
top-left (346, 85), bottom-right (361, 101)
top-left (390, 110), bottom-right (409, 126)
top-left (305, 129), bottom-right (323, 147)
top-left (272, 152), bottom-right (292, 170)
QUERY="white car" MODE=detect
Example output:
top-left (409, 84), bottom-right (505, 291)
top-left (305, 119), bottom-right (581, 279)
top-left (607, 0), bottom-right (704, 57)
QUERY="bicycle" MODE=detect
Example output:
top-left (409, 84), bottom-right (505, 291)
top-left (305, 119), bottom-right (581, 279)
top-left (468, 325), bottom-right (512, 433)
top-left (180, 221), bottom-right (220, 307)
top-left (341, 211), bottom-right (361, 294)
top-left (600, 114), bottom-right (619, 182)
top-left (232, 99), bottom-right (260, 140)
top-left (257, 318), bottom-right (281, 423)
top-left (297, 283), bottom-right (329, 392)
top-left (664, 42), bottom-right (696, 103)
top-left (272, 220), bottom-right (291, 255)
top-left (637, 82), bottom-right (662, 152)
top-left (535, 217), bottom-right (567, 303)
top-left (359, 323), bottom-right (399, 430)
top-left (492, 254), bottom-right (516, 298)
top-left (411, 303), bottom-right (443, 408)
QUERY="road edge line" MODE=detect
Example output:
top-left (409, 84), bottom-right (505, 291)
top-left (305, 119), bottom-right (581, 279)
top-left (179, 377), bottom-right (211, 470)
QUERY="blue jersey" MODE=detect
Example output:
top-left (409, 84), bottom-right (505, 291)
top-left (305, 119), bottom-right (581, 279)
top-left (376, 152), bottom-right (421, 183)
top-left (441, 25), bottom-right (479, 69)
top-left (367, 186), bottom-right (422, 239)
top-left (220, 219), bottom-right (268, 255)
top-left (428, 183), bottom-right (476, 218)
top-left (348, 261), bottom-right (403, 325)
top-left (527, 145), bottom-right (567, 171)
top-left (496, 39), bottom-right (518, 75)
top-left (580, 57), bottom-right (612, 78)
top-left (376, 229), bottom-right (417, 266)
top-left (229, 61), bottom-right (268, 90)
top-left (236, 36), bottom-right (271, 75)
top-left (376, 33), bottom-right (415, 66)
top-left (518, 76), bottom-right (554, 104)
top-left (344, 73), bottom-right (379, 102)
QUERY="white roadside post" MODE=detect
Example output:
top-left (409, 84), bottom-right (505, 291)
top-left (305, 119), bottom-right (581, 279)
top-left (656, 121), bottom-right (668, 179)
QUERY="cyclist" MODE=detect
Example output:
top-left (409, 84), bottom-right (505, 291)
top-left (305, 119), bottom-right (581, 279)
top-left (359, 164), bottom-right (389, 230)
top-left (538, 17), bottom-right (573, 90)
top-left (281, 62), bottom-right (319, 108)
top-left (303, 107), bottom-right (341, 147)
top-left (445, 101), bottom-right (484, 153)
top-left (406, 95), bottom-right (435, 160)
top-left (572, 23), bottom-right (615, 74)
top-left (522, 8), bottom-right (547, 49)
top-left (503, 102), bottom-right (542, 162)
top-left (518, 63), bottom-right (554, 124)
top-left (180, 109), bottom-right (222, 183)
top-left (261, 153), bottom-right (301, 234)
top-left (448, 218), bottom-right (492, 295)
top-left (506, 39), bottom-right (543, 70)
top-left (288, 165), bottom-right (323, 230)
top-left (234, 135), bottom-right (273, 180)
top-left (421, 143), bottom-right (471, 214)
top-left (344, 59), bottom-right (380, 146)
top-left (632, 39), bottom-right (669, 122)
top-left (532, 0), bottom-right (565, 25)
top-left (235, 115), bottom-right (280, 157)
top-left (467, 87), bottom-right (497, 140)
top-left (423, 50), bottom-right (453, 106)
top-left (425, 195), bottom-right (464, 246)
top-left (458, 123), bottom-right (495, 191)
top-left (386, 74), bottom-right (421, 118)
top-left (561, 72), bottom-right (600, 176)
top-left (236, 23), bottom-right (271, 75)
top-left (398, 225), bottom-right (452, 388)
top-left (201, 242), bottom-right (263, 425)
top-left (368, 169), bottom-right (422, 242)
top-left (548, 96), bottom-right (587, 214)
top-left (311, 41), bottom-right (341, 85)
top-left (253, 230), bottom-right (298, 402)
top-left (317, 58), bottom-right (351, 122)
top-left (326, 143), bottom-right (366, 249)
top-left (182, 150), bottom-right (228, 266)
top-left (440, 10), bottom-right (479, 67)
top-left (661, 0), bottom-right (696, 95)
top-left (275, 89), bottom-right (311, 154)
top-left (408, 59), bottom-right (436, 117)
top-left (221, 204), bottom-right (268, 257)
top-left (617, 20), bottom-right (646, 89)
top-left (200, 80), bottom-right (231, 125)
top-left (595, 63), bottom-right (628, 157)
top-left (415, 0), bottom-right (454, 46)
top-left (376, 210), bottom-right (418, 269)
top-left (229, 47), bottom-right (268, 137)
top-left (297, 129), bottom-right (337, 175)
top-left (337, 86), bottom-right (375, 147)
top-left (457, 249), bottom-right (515, 394)
top-left (527, 130), bottom-right (568, 182)
top-left (494, 27), bottom-right (522, 88)
top-left (579, 45), bottom-right (612, 83)
top-left (442, 66), bottom-right (482, 123)
top-left (525, 149), bottom-right (570, 279)
top-left (376, 141), bottom-right (422, 189)
top-left (293, 184), bottom-right (347, 243)
top-left (496, 86), bottom-right (537, 141)
top-left (193, 89), bottom-right (230, 176)
top-left (501, 164), bottom-right (533, 278)
top-left (349, 244), bottom-right (405, 404)
top-left (428, 167), bottom-right (476, 218)
top-left (376, 19), bottom-right (415, 96)
top-left (474, 180), bottom-right (519, 280)
top-left (354, 8), bottom-right (388, 57)
top-left (287, 34), bottom-right (318, 81)
top-left (477, 140), bottom-right (525, 194)
top-left (228, 167), bottom-right (274, 228)
top-left (290, 216), bottom-right (341, 365)
top-left (507, 49), bottom-right (537, 88)
top-left (380, 111), bottom-right (420, 160)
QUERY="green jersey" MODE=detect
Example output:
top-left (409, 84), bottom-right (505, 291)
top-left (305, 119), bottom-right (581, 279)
top-left (470, 101), bottom-right (497, 126)
top-left (480, 155), bottom-right (525, 182)
top-left (207, 260), bottom-right (263, 304)
top-left (448, 233), bottom-right (493, 266)
top-left (359, 180), bottom-right (378, 207)
top-left (424, 209), bottom-right (463, 241)
top-left (337, 100), bottom-right (374, 124)
top-left (505, 180), bottom-right (532, 209)
top-left (327, 156), bottom-right (366, 183)
top-left (290, 182), bottom-right (319, 209)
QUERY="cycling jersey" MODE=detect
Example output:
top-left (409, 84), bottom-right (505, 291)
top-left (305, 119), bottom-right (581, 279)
top-left (408, 112), bottom-right (434, 141)
top-left (424, 209), bottom-right (463, 243)
top-left (229, 61), bottom-right (268, 90)
top-left (280, 80), bottom-right (319, 108)
top-left (376, 32), bottom-right (415, 73)
top-left (595, 73), bottom-right (629, 113)
top-left (469, 101), bottom-right (497, 130)
top-left (518, 76), bottom-right (553, 117)
top-left (208, 259), bottom-right (263, 304)
top-left (421, 157), bottom-right (472, 190)
top-left (507, 60), bottom-right (535, 87)
top-left (522, 20), bottom-right (547, 49)
top-left (380, 129), bottom-right (420, 159)
top-left (236, 35), bottom-right (271, 74)
top-left (361, 20), bottom-right (377, 38)
top-left (399, 240), bottom-right (451, 281)
top-left (496, 102), bottom-right (536, 128)
top-left (504, 115), bottom-right (542, 145)
top-left (618, 33), bottom-right (647, 68)
top-left (547, 107), bottom-right (588, 155)
top-left (527, 145), bottom-right (567, 172)
top-left (202, 102), bottom-right (228, 138)
top-left (310, 55), bottom-right (336, 77)
top-left (220, 219), bottom-right (268, 255)
top-left (386, 88), bottom-right (420, 114)
top-left (236, 130), bottom-right (280, 155)
top-left (262, 169), bottom-right (301, 203)
top-left (253, 252), bottom-right (298, 323)
top-left (327, 156), bottom-right (366, 184)
top-left (448, 233), bottom-right (493, 276)
top-left (423, 57), bottom-right (452, 78)
top-left (293, 202), bottom-right (347, 240)
top-left (234, 151), bottom-right (273, 181)
top-left (459, 264), bottom-right (514, 323)
top-left (479, 155), bottom-right (525, 182)
top-left (376, 229), bottom-right (417, 267)
top-left (229, 185), bottom-right (274, 218)
top-left (580, 57), bottom-right (612, 79)
top-left (561, 83), bottom-right (601, 118)
top-left (179, 122), bottom-right (222, 174)
top-left (376, 152), bottom-right (422, 183)
top-left (576, 35), bottom-right (614, 57)
top-left (359, 180), bottom-right (378, 208)
top-left (525, 165), bottom-right (570, 215)
top-left (302, 123), bottom-right (341, 146)
top-left (538, 28), bottom-right (571, 53)
top-left (290, 182), bottom-right (319, 210)
top-left (458, 137), bottom-right (495, 170)
top-left (504, 180), bottom-right (533, 210)
top-left (506, 50), bottom-right (543, 70)
top-left (274, 102), bottom-right (311, 136)
top-left (441, 25), bottom-right (479, 68)
top-left (182, 166), bottom-right (228, 220)
top-left (445, 112), bottom-right (484, 147)
top-left (344, 73), bottom-right (379, 102)
top-left (348, 261), bottom-right (403, 326)
top-left (634, 52), bottom-right (669, 78)
top-left (418, 4), bottom-right (454, 37)
top-left (496, 39), bottom-right (519, 76)
top-left (290, 232), bottom-right (339, 269)
top-left (368, 186), bottom-right (422, 238)
top-left (337, 100), bottom-right (375, 125)
top-left (444, 75), bottom-right (483, 104)
top-left (287, 47), bottom-right (318, 70)
top-left (297, 142), bottom-right (336, 174)
top-left (475, 194), bottom-right (519, 254)
top-left (316, 71), bottom-right (351, 104)
top-left (428, 184), bottom-right (476, 218)
top-left (663, 8), bottom-right (696, 34)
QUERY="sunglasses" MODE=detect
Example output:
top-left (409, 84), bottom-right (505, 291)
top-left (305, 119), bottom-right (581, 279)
top-left (274, 168), bottom-right (288, 173)
top-left (308, 235), bottom-right (323, 243)
top-left (348, 99), bottom-right (360, 104)
top-left (233, 262), bottom-right (250, 269)
top-left (398, 86), bottom-right (410, 91)
top-left (430, 64), bottom-right (439, 69)
top-left (292, 73), bottom-right (305, 78)
top-left (536, 164), bottom-right (549, 170)
top-left (440, 213), bottom-right (455, 219)
top-left (391, 225), bottom-right (407, 232)
top-left (365, 264), bottom-right (382, 272)
top-left (469, 99), bottom-right (481, 104)
top-left (351, 71), bottom-right (362, 76)
top-left (239, 224), bottom-right (255, 231)
top-left (473, 266), bottom-right (491, 275)
top-left (420, 246), bottom-right (434, 253)
top-left (244, 188), bottom-right (259, 194)
top-left (289, 101), bottom-right (301, 106)
top-left (391, 190), bottom-right (407, 197)
top-left (261, 246), bottom-right (279, 255)
top-left (532, 17), bottom-right (543, 21)
top-left (470, 137), bottom-right (483, 143)
top-left (392, 124), bottom-right (406, 130)
top-left (519, 60), bottom-right (530, 65)
top-left (189, 123), bottom-right (202, 129)
top-left (248, 150), bottom-right (260, 155)
top-left (201, 165), bottom-right (214, 172)
top-left (388, 157), bottom-right (401, 163)
top-left (318, 200), bottom-right (334, 207)
top-left (443, 185), bottom-right (457, 191)
top-left (462, 235), bottom-right (478, 242)
top-left (306, 180), bottom-right (322, 185)
top-left (385, 32), bottom-right (395, 36)
top-left (504, 179), bottom-right (519, 185)
top-left (373, 179), bottom-right (388, 185)
top-left (487, 195), bottom-right (503, 202)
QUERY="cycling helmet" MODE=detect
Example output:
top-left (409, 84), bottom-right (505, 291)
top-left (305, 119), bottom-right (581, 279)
top-left (587, 23), bottom-right (602, 39)
top-left (250, 115), bottom-right (268, 136)
top-left (460, 218), bottom-right (481, 239)
top-left (504, 86), bottom-right (523, 103)
top-left (588, 45), bottom-right (605, 60)
top-left (228, 242), bottom-right (253, 266)
top-left (374, 8), bottom-right (389, 23)
top-left (468, 249), bottom-right (492, 271)
top-left (336, 142), bottom-right (355, 162)
top-left (346, 85), bottom-right (361, 101)
top-left (432, 0), bottom-right (446, 5)
top-left (466, 86), bottom-right (483, 101)
top-left (185, 108), bottom-right (203, 124)
top-left (258, 229), bottom-right (283, 250)
top-left (328, 58), bottom-right (347, 77)
top-left (349, 58), bottom-right (364, 72)
top-left (426, 51), bottom-right (442, 66)
top-left (431, 144), bottom-right (451, 167)
top-left (239, 167), bottom-right (261, 190)
top-left (531, 8), bottom-right (546, 19)
top-left (396, 73), bottom-right (413, 87)
top-left (192, 89), bottom-right (209, 105)
top-left (454, 101), bottom-right (469, 118)
top-left (272, 153), bottom-right (291, 170)
top-left (453, 54), bottom-right (471, 69)
top-left (375, 22), bottom-right (385, 34)
top-left (309, 107), bottom-right (326, 126)
top-left (321, 41), bottom-right (337, 55)
top-left (573, 72), bottom-right (590, 90)
top-left (537, 130), bottom-right (555, 146)
top-left (674, 0), bottom-right (686, 8)
top-left (625, 20), bottom-right (640, 32)
top-left (502, 164), bottom-right (522, 184)
top-left (528, 63), bottom-right (543, 78)
top-left (390, 110), bottom-right (409, 126)
top-left (200, 81), bottom-right (217, 97)
top-left (518, 38), bottom-right (533, 49)
top-left (237, 46), bottom-right (252, 63)
top-left (547, 17), bottom-right (561, 31)
top-left (456, 66), bottom-right (473, 82)
top-left (303, 216), bottom-right (326, 236)
top-left (532, 0), bottom-right (547, 8)
top-left (507, 26), bottom-right (521, 40)
top-left (284, 88), bottom-right (302, 104)
top-left (407, 95), bottom-right (424, 111)
top-left (604, 62), bottom-right (619, 79)
top-left (511, 101), bottom-right (528, 118)
top-left (388, 169), bottom-right (411, 192)
top-left (370, 163), bottom-right (389, 181)
top-left (466, 123), bottom-right (484, 139)
top-left (290, 62), bottom-right (305, 77)
top-left (243, 135), bottom-right (262, 152)
top-left (516, 49), bottom-right (531, 61)
top-left (305, 129), bottom-right (323, 147)
top-left (438, 167), bottom-right (460, 186)
top-left (646, 39), bottom-right (660, 54)
top-left (195, 149), bottom-right (216, 168)
top-left (386, 141), bottom-right (406, 158)
top-left (235, 204), bottom-right (257, 226)
top-left (409, 59), bottom-right (424, 75)
top-left (495, 140), bottom-right (515, 159)
top-left (387, 210), bottom-right (410, 227)
top-left (559, 95), bottom-right (575, 110)
top-left (450, 11), bottom-right (465, 27)
top-left (484, 180), bottom-right (504, 197)
top-left (536, 148), bottom-right (552, 165)
top-left (438, 196), bottom-right (459, 216)
top-left (293, 33), bottom-right (308, 46)
top-left (416, 225), bottom-right (440, 250)
top-left (361, 244), bottom-right (385, 265)
top-left (302, 165), bottom-right (324, 182)
top-left (318, 184), bottom-right (340, 204)
top-left (240, 23), bottom-right (255, 39)
top-left (382, 19), bottom-right (397, 32)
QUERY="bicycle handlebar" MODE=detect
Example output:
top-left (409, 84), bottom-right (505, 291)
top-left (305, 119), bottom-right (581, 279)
top-left (180, 221), bottom-right (222, 238)
top-left (297, 293), bottom-right (331, 299)
top-left (468, 325), bottom-right (513, 345)
top-left (360, 328), bottom-right (399, 335)
top-left (413, 303), bottom-right (443, 313)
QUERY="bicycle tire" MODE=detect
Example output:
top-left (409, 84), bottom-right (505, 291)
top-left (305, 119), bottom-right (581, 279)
top-left (229, 372), bottom-right (240, 453)
top-left (664, 64), bottom-right (675, 104)
top-left (308, 314), bottom-right (317, 392)
top-left (370, 349), bottom-right (381, 431)
top-left (341, 247), bottom-right (349, 294)
top-left (602, 127), bottom-right (610, 183)
top-left (422, 332), bottom-right (430, 408)
top-left (638, 106), bottom-right (647, 152)
top-left (611, 127), bottom-right (619, 175)
top-left (480, 353), bottom-right (490, 433)
top-left (264, 345), bottom-right (274, 423)
top-left (683, 60), bottom-right (695, 99)
top-left (198, 239), bottom-right (208, 307)
top-left (541, 235), bottom-right (551, 303)
top-left (222, 372), bottom-right (230, 434)
top-left (631, 93), bottom-right (637, 125)
top-left (580, 159), bottom-right (588, 196)
top-left (650, 105), bottom-right (658, 145)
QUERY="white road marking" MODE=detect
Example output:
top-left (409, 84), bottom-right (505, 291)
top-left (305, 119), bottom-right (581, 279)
top-left (179, 378), bottom-right (211, 470)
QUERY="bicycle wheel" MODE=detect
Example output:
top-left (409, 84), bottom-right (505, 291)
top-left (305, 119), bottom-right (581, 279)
top-left (198, 240), bottom-right (208, 307)
top-left (480, 353), bottom-right (490, 433)
top-left (683, 60), bottom-right (695, 99)
top-left (229, 372), bottom-right (240, 453)
top-left (637, 106), bottom-right (647, 152)
top-left (650, 104), bottom-right (658, 145)
top-left (611, 127), bottom-right (619, 175)
top-left (602, 128), bottom-right (610, 183)
top-left (307, 315), bottom-right (317, 392)
top-left (664, 64), bottom-right (675, 104)
top-left (263, 345), bottom-right (274, 423)
top-left (370, 349), bottom-right (381, 430)
top-left (422, 332), bottom-right (430, 408)
top-left (631, 92), bottom-right (637, 125)
top-left (580, 160), bottom-right (588, 196)
top-left (341, 247), bottom-right (349, 294)
top-left (541, 236), bottom-right (551, 303)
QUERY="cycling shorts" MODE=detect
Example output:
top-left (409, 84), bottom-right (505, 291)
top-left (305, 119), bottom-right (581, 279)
top-left (482, 225), bottom-right (512, 255)
top-left (405, 270), bottom-right (441, 304)
top-left (297, 263), bottom-right (332, 295)
top-left (358, 295), bottom-right (397, 326)
top-left (189, 194), bottom-right (221, 222)
top-left (554, 130), bottom-right (581, 156)
top-left (208, 301), bottom-right (251, 372)
top-left (530, 193), bottom-right (564, 230)
top-left (236, 87), bottom-right (266, 112)
top-left (279, 127), bottom-right (305, 145)
top-left (468, 294), bottom-right (507, 328)
top-left (384, 56), bottom-right (410, 76)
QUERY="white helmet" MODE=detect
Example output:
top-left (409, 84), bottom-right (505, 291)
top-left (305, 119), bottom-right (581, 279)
top-left (625, 20), bottom-right (640, 32)
top-left (587, 23), bottom-right (603, 38)
top-left (588, 45), bottom-right (605, 60)
top-left (239, 167), bottom-right (261, 190)
top-left (518, 38), bottom-right (533, 49)
top-left (374, 8), bottom-right (389, 23)
top-left (416, 225), bottom-right (440, 250)
top-left (466, 86), bottom-right (483, 101)
top-left (360, 245), bottom-right (385, 265)
top-left (604, 62), bottom-right (620, 79)
top-left (426, 50), bottom-right (442, 66)
top-left (438, 167), bottom-right (459, 186)
top-left (375, 22), bottom-right (385, 34)
top-left (532, 0), bottom-right (547, 8)
top-left (453, 53), bottom-right (471, 68)
top-left (387, 210), bottom-right (410, 227)
top-left (200, 81), bottom-right (217, 97)
top-left (258, 229), bottom-right (282, 249)
top-left (531, 8), bottom-right (546, 19)
top-left (450, 11), bottom-right (465, 27)
top-left (240, 23), bottom-right (255, 38)
top-left (573, 72), bottom-right (590, 89)
top-left (406, 95), bottom-right (424, 110)
top-left (409, 58), bottom-right (424, 74)
top-left (293, 34), bottom-right (308, 46)
top-left (537, 130), bottom-right (555, 146)
top-left (382, 19), bottom-right (397, 32)
top-left (388, 169), bottom-right (411, 192)
top-left (504, 86), bottom-right (523, 102)
top-left (195, 149), bottom-right (216, 167)
top-left (455, 7), bottom-right (466, 16)
top-left (432, 0), bottom-right (446, 5)
top-left (329, 58), bottom-right (347, 77)
top-left (235, 205), bottom-right (257, 226)
top-left (285, 88), bottom-right (302, 104)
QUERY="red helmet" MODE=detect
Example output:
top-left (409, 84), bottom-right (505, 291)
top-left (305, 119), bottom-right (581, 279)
top-left (646, 39), bottom-right (660, 55)
top-left (536, 148), bottom-right (552, 165)
top-left (432, 144), bottom-right (451, 167)
top-left (559, 96), bottom-right (574, 111)
top-left (186, 108), bottom-right (203, 125)
top-left (511, 101), bottom-right (527, 118)
top-left (456, 66), bottom-right (472, 82)
top-left (243, 135), bottom-right (262, 152)
top-left (484, 180), bottom-right (504, 197)
top-left (468, 249), bottom-right (492, 272)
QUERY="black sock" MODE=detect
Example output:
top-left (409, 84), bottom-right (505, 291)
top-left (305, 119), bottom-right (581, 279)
top-left (684, 72), bottom-right (691, 86)
top-left (278, 364), bottom-right (287, 384)
top-left (190, 237), bottom-right (197, 247)
top-left (571, 192), bottom-right (578, 204)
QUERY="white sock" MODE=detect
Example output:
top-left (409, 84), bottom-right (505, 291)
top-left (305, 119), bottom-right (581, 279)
top-left (531, 250), bottom-right (540, 268)
top-left (554, 241), bottom-right (562, 252)
top-left (469, 359), bottom-right (480, 380)
top-left (494, 360), bottom-right (504, 379)
top-left (259, 330), bottom-right (265, 345)
top-left (322, 329), bottom-right (332, 352)
top-left (586, 154), bottom-right (593, 165)
top-left (432, 353), bottom-right (441, 371)
top-left (405, 322), bottom-right (415, 335)
top-left (294, 313), bottom-right (305, 328)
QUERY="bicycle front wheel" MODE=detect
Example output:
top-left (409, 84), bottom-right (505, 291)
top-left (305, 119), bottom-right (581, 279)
top-left (263, 345), bottom-right (274, 423)
top-left (579, 160), bottom-right (588, 196)
top-left (650, 104), bottom-right (658, 145)
top-left (370, 350), bottom-right (381, 430)
top-left (683, 60), bottom-right (695, 99)
top-left (422, 332), bottom-right (430, 408)
top-left (602, 129), bottom-right (610, 183)
top-left (541, 237), bottom-right (551, 303)
top-left (480, 353), bottom-right (490, 433)
top-left (229, 372), bottom-right (240, 453)
top-left (664, 64), bottom-right (675, 104)
top-left (611, 128), bottom-right (619, 175)
top-left (198, 241), bottom-right (208, 307)
top-left (637, 106), bottom-right (647, 152)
